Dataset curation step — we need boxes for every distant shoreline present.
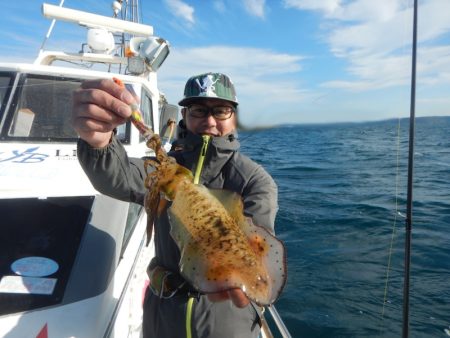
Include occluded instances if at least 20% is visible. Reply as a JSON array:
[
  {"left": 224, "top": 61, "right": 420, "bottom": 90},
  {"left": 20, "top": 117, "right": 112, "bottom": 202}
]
[{"left": 238, "top": 115, "right": 450, "bottom": 132}]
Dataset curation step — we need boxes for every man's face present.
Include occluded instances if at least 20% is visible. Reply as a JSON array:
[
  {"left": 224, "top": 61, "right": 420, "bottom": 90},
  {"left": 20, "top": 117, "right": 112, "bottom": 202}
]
[{"left": 182, "top": 98, "right": 237, "bottom": 137}]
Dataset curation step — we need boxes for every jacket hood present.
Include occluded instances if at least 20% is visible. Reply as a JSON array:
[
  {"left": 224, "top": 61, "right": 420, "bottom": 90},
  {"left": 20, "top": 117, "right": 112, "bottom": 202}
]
[{"left": 170, "top": 122, "right": 240, "bottom": 185}]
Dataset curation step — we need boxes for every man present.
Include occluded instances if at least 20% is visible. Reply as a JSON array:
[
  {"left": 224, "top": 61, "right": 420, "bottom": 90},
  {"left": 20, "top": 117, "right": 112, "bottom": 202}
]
[{"left": 72, "top": 72, "right": 279, "bottom": 337}]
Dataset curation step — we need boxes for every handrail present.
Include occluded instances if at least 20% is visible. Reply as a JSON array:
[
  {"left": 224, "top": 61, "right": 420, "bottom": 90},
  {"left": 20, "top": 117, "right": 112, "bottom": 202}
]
[{"left": 264, "top": 305, "right": 292, "bottom": 338}]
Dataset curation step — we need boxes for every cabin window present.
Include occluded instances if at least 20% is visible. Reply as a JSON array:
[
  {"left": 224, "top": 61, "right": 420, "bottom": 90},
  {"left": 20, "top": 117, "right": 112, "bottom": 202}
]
[
  {"left": 139, "top": 91, "right": 154, "bottom": 143},
  {"left": 159, "top": 103, "right": 179, "bottom": 145},
  {"left": 6, "top": 75, "right": 81, "bottom": 140},
  {"left": 0, "top": 73, "right": 14, "bottom": 127},
  {"left": 120, "top": 203, "right": 144, "bottom": 257},
  {"left": 0, "top": 75, "right": 12, "bottom": 109}
]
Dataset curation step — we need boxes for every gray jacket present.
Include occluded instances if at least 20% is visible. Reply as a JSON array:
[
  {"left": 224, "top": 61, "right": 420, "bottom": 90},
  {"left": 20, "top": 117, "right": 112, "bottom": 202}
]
[{"left": 77, "top": 128, "right": 279, "bottom": 338}]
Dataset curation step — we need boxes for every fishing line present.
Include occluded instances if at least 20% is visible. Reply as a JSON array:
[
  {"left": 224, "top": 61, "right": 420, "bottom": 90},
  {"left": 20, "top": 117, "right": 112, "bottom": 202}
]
[
  {"left": 237, "top": 129, "right": 259, "bottom": 144},
  {"left": 237, "top": 126, "right": 274, "bottom": 145},
  {"left": 379, "top": 1, "right": 416, "bottom": 334},
  {"left": 380, "top": 117, "right": 402, "bottom": 329}
]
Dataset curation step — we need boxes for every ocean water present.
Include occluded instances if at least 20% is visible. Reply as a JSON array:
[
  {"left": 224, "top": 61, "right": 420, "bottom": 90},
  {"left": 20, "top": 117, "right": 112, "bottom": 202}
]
[{"left": 239, "top": 116, "right": 450, "bottom": 338}]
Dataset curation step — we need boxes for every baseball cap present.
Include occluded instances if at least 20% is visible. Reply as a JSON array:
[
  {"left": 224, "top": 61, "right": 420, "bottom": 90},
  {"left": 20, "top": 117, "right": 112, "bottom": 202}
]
[{"left": 178, "top": 72, "right": 238, "bottom": 106}]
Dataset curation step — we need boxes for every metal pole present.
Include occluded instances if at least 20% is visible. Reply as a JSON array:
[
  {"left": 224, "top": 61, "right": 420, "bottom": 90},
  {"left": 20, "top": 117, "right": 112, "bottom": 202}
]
[
  {"left": 267, "top": 305, "right": 292, "bottom": 338},
  {"left": 402, "top": 0, "right": 418, "bottom": 337},
  {"left": 38, "top": 0, "right": 65, "bottom": 55}
]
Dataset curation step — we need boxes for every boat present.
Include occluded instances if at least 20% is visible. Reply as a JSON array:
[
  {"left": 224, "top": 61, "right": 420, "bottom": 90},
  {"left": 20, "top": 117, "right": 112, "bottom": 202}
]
[
  {"left": 0, "top": 2, "right": 290, "bottom": 337},
  {"left": 0, "top": 1, "right": 176, "bottom": 337}
]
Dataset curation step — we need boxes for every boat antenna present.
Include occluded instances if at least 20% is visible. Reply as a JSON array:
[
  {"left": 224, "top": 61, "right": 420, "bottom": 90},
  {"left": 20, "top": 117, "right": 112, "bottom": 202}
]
[
  {"left": 110, "top": 0, "right": 141, "bottom": 73},
  {"left": 402, "top": 0, "right": 418, "bottom": 337},
  {"left": 38, "top": 0, "right": 65, "bottom": 55}
]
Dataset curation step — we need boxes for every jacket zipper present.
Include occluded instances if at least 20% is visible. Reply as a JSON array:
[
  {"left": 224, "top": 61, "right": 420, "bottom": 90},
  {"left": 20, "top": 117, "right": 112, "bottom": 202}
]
[{"left": 193, "top": 135, "right": 211, "bottom": 184}]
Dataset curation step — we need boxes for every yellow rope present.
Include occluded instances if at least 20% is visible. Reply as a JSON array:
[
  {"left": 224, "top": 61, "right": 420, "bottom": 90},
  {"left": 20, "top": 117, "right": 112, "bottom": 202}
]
[
  {"left": 186, "top": 296, "right": 195, "bottom": 338},
  {"left": 193, "top": 135, "right": 210, "bottom": 184}
]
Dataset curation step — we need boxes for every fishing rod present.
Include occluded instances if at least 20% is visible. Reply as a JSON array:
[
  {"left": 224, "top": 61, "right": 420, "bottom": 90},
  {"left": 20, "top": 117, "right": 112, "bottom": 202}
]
[{"left": 402, "top": 0, "right": 418, "bottom": 337}]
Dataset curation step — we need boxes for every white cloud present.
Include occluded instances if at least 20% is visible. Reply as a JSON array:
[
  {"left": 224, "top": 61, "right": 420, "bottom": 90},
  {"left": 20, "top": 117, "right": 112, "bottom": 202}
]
[
  {"left": 164, "top": 0, "right": 195, "bottom": 26},
  {"left": 419, "top": 0, "right": 450, "bottom": 41},
  {"left": 157, "top": 45, "right": 306, "bottom": 126},
  {"left": 418, "top": 96, "right": 450, "bottom": 103},
  {"left": 159, "top": 45, "right": 303, "bottom": 80},
  {"left": 286, "top": 0, "right": 450, "bottom": 93},
  {"left": 243, "top": 0, "right": 266, "bottom": 19},
  {"left": 329, "top": 0, "right": 401, "bottom": 22},
  {"left": 416, "top": 46, "right": 450, "bottom": 86},
  {"left": 322, "top": 55, "right": 410, "bottom": 91},
  {"left": 284, "top": 0, "right": 403, "bottom": 21}
]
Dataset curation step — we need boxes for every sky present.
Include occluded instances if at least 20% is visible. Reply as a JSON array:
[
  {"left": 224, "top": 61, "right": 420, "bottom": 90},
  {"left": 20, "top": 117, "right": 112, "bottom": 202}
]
[{"left": 0, "top": 0, "right": 449, "bottom": 127}]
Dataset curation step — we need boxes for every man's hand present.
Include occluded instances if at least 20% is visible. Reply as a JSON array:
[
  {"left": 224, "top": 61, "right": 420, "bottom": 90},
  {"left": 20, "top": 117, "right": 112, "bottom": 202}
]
[
  {"left": 72, "top": 79, "right": 135, "bottom": 148},
  {"left": 207, "top": 289, "right": 250, "bottom": 308}
]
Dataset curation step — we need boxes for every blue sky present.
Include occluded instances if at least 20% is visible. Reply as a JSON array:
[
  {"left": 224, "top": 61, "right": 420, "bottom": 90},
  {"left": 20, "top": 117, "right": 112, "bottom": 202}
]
[{"left": 1, "top": 0, "right": 449, "bottom": 127}]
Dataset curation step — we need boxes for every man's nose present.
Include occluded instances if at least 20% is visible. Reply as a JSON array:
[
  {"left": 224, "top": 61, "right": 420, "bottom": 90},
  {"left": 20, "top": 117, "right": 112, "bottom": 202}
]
[{"left": 204, "top": 113, "right": 217, "bottom": 126}]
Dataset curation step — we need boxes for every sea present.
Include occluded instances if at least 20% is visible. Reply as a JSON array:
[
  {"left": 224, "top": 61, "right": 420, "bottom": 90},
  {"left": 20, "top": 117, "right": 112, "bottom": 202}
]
[{"left": 239, "top": 116, "right": 450, "bottom": 338}]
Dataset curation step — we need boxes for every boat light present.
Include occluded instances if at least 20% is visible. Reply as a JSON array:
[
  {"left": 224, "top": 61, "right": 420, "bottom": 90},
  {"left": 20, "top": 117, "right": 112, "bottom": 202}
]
[{"left": 129, "top": 36, "right": 170, "bottom": 72}]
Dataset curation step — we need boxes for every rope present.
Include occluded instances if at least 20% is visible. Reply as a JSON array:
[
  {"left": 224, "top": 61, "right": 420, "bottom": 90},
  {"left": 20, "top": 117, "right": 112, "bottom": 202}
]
[
  {"left": 193, "top": 135, "right": 210, "bottom": 184},
  {"left": 186, "top": 296, "right": 195, "bottom": 338}
]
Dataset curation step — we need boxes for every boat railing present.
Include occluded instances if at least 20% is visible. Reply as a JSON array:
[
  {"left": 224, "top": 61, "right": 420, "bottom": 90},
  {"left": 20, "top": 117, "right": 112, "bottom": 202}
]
[
  {"left": 34, "top": 50, "right": 127, "bottom": 66},
  {"left": 261, "top": 304, "right": 292, "bottom": 338}
]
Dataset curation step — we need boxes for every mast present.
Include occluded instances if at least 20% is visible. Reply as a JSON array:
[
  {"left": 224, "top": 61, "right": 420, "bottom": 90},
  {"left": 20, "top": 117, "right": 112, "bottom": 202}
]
[
  {"left": 112, "top": 0, "right": 141, "bottom": 22},
  {"left": 111, "top": 0, "right": 142, "bottom": 72},
  {"left": 402, "top": 0, "right": 418, "bottom": 337}
]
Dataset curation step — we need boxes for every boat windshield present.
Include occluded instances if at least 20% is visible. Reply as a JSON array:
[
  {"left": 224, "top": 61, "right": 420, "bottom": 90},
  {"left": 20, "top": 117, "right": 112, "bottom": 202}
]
[
  {"left": 0, "top": 73, "right": 134, "bottom": 143},
  {"left": 0, "top": 73, "right": 80, "bottom": 141}
]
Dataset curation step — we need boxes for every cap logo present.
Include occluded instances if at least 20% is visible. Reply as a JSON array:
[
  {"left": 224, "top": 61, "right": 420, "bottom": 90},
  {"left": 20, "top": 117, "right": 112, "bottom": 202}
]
[{"left": 195, "top": 74, "right": 219, "bottom": 97}]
